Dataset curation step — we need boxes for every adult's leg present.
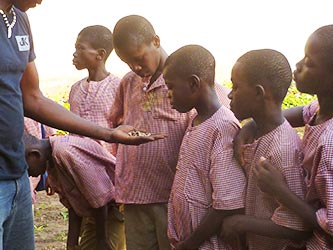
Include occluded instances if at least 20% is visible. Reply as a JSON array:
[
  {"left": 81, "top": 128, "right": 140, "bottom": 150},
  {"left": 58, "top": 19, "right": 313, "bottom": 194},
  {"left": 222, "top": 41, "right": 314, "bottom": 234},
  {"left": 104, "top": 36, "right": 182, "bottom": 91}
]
[{"left": 2, "top": 172, "right": 34, "bottom": 250}]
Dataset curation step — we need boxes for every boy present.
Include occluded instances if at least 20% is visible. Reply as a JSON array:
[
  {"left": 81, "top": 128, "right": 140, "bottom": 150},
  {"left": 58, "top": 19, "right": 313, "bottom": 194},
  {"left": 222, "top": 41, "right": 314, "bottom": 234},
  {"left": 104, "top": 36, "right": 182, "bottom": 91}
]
[
  {"left": 250, "top": 26, "right": 333, "bottom": 249},
  {"left": 24, "top": 132, "right": 117, "bottom": 250},
  {"left": 111, "top": 15, "right": 230, "bottom": 250},
  {"left": 163, "top": 45, "right": 246, "bottom": 250},
  {"left": 222, "top": 49, "right": 309, "bottom": 250},
  {"left": 69, "top": 25, "right": 125, "bottom": 250},
  {"left": 24, "top": 117, "right": 56, "bottom": 204}
]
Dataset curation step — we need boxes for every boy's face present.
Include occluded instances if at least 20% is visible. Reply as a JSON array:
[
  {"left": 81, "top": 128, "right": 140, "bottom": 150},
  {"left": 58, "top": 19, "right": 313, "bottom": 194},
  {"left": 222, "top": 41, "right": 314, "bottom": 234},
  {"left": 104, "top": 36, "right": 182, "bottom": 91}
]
[
  {"left": 73, "top": 35, "right": 99, "bottom": 71},
  {"left": 163, "top": 67, "right": 194, "bottom": 113},
  {"left": 115, "top": 39, "right": 160, "bottom": 78},
  {"left": 228, "top": 62, "right": 257, "bottom": 120},
  {"left": 294, "top": 33, "right": 330, "bottom": 95}
]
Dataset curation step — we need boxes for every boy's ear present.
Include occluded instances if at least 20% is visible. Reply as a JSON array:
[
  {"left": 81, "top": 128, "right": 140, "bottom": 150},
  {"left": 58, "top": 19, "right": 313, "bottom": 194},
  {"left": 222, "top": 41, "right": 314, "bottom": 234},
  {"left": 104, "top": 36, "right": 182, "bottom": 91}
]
[
  {"left": 152, "top": 35, "right": 160, "bottom": 48},
  {"left": 255, "top": 84, "right": 265, "bottom": 98},
  {"left": 26, "top": 149, "right": 42, "bottom": 161},
  {"left": 97, "top": 48, "right": 107, "bottom": 60},
  {"left": 188, "top": 74, "right": 201, "bottom": 93}
]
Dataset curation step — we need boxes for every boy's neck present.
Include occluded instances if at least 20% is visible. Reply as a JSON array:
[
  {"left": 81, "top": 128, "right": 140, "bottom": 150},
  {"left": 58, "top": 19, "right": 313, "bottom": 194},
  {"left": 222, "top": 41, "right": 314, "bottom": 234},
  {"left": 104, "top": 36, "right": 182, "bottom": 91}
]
[
  {"left": 149, "top": 48, "right": 168, "bottom": 85},
  {"left": 315, "top": 95, "right": 333, "bottom": 125},
  {"left": 253, "top": 107, "right": 284, "bottom": 139},
  {"left": 193, "top": 88, "right": 221, "bottom": 127},
  {"left": 87, "top": 67, "right": 109, "bottom": 82}
]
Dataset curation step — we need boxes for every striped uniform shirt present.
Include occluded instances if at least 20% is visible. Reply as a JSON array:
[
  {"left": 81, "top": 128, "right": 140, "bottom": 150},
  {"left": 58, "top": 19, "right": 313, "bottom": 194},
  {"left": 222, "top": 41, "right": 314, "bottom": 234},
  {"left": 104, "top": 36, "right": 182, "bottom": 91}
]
[
  {"left": 24, "top": 117, "right": 56, "bottom": 138},
  {"left": 302, "top": 103, "right": 333, "bottom": 250},
  {"left": 48, "top": 135, "right": 116, "bottom": 217},
  {"left": 302, "top": 100, "right": 319, "bottom": 125},
  {"left": 111, "top": 72, "right": 231, "bottom": 204},
  {"left": 168, "top": 106, "right": 246, "bottom": 250},
  {"left": 69, "top": 73, "right": 120, "bottom": 156},
  {"left": 242, "top": 120, "right": 307, "bottom": 250}
]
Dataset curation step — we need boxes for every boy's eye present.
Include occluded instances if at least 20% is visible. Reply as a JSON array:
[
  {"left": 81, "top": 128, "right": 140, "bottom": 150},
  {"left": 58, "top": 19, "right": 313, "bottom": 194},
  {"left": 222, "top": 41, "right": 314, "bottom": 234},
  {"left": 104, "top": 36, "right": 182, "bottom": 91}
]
[{"left": 304, "top": 57, "right": 314, "bottom": 67}]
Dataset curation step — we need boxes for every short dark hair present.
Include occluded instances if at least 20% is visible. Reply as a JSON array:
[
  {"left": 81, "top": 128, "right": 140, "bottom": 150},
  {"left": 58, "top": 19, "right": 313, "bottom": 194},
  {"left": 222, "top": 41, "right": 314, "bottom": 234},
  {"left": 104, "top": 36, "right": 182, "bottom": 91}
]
[
  {"left": 112, "top": 15, "right": 156, "bottom": 51},
  {"left": 312, "top": 25, "right": 333, "bottom": 68},
  {"left": 22, "top": 132, "right": 40, "bottom": 147},
  {"left": 237, "top": 49, "right": 292, "bottom": 103},
  {"left": 164, "top": 45, "right": 216, "bottom": 85},
  {"left": 78, "top": 25, "right": 113, "bottom": 58},
  {"left": 22, "top": 132, "right": 51, "bottom": 153}
]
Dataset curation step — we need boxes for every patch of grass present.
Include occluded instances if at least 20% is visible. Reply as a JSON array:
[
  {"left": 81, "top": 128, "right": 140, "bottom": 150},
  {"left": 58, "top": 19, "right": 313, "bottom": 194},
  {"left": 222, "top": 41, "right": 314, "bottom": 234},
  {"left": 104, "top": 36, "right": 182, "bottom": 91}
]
[
  {"left": 54, "top": 230, "right": 67, "bottom": 241},
  {"left": 34, "top": 223, "right": 48, "bottom": 232},
  {"left": 60, "top": 210, "right": 69, "bottom": 220}
]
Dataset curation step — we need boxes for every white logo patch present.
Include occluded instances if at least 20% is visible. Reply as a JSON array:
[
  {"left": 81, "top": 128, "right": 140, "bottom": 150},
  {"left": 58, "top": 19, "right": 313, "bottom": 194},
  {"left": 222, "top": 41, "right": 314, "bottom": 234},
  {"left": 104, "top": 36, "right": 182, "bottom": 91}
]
[{"left": 15, "top": 35, "right": 30, "bottom": 51}]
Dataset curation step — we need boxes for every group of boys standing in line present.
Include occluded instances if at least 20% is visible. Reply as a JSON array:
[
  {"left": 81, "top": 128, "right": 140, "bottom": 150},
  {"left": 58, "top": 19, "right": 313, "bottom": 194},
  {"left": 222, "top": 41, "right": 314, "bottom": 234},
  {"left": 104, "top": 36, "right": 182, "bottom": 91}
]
[{"left": 0, "top": 1, "right": 332, "bottom": 250}]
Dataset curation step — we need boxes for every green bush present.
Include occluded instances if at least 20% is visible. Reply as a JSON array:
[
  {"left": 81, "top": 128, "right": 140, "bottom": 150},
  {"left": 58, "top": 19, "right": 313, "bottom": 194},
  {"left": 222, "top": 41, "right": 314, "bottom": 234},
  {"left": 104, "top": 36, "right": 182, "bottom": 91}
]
[{"left": 282, "top": 82, "right": 316, "bottom": 109}]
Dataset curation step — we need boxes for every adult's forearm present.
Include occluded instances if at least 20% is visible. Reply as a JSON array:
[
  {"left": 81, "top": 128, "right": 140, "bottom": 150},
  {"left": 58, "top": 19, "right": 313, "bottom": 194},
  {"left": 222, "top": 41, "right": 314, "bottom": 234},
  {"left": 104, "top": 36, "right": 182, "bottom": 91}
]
[{"left": 23, "top": 94, "right": 112, "bottom": 141}]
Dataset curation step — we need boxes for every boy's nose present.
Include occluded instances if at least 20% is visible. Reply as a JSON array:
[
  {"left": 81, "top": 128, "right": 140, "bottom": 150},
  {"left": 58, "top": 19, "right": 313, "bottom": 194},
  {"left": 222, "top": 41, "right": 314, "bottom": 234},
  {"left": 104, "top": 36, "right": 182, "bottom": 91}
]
[
  {"left": 227, "top": 90, "right": 233, "bottom": 100},
  {"left": 295, "top": 58, "right": 304, "bottom": 71}
]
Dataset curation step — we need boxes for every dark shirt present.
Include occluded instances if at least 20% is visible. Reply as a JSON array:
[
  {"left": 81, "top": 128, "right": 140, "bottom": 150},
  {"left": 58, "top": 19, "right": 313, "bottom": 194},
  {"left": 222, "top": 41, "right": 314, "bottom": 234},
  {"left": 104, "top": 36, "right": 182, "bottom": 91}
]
[{"left": 0, "top": 7, "right": 35, "bottom": 179}]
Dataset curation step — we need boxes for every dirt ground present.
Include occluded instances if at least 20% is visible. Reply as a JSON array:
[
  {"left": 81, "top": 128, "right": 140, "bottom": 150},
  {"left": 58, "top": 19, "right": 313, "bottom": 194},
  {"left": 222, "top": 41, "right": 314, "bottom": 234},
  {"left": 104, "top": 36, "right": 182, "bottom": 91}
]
[{"left": 34, "top": 191, "right": 68, "bottom": 250}]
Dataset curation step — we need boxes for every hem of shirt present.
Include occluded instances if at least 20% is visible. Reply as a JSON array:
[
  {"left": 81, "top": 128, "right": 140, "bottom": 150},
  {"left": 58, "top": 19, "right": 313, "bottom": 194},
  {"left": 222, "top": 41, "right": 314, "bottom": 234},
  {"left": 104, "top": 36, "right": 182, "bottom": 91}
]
[{"left": 213, "top": 198, "right": 245, "bottom": 210}]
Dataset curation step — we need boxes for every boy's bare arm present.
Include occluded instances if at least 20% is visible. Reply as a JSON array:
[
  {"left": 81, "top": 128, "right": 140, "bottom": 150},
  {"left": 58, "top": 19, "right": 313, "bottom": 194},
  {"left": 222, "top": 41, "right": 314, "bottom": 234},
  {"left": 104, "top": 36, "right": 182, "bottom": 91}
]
[
  {"left": 282, "top": 106, "right": 305, "bottom": 128},
  {"left": 175, "top": 208, "right": 244, "bottom": 250},
  {"left": 222, "top": 215, "right": 311, "bottom": 241},
  {"left": 254, "top": 158, "right": 320, "bottom": 230}
]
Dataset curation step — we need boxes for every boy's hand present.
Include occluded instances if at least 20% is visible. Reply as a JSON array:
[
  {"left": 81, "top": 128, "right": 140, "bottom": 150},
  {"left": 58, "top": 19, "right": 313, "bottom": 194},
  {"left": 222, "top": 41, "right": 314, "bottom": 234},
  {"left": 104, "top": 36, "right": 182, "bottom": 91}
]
[
  {"left": 233, "top": 120, "right": 257, "bottom": 166},
  {"left": 45, "top": 176, "right": 55, "bottom": 195},
  {"left": 221, "top": 215, "right": 245, "bottom": 241},
  {"left": 254, "top": 157, "right": 287, "bottom": 197},
  {"left": 110, "top": 125, "right": 167, "bottom": 145}
]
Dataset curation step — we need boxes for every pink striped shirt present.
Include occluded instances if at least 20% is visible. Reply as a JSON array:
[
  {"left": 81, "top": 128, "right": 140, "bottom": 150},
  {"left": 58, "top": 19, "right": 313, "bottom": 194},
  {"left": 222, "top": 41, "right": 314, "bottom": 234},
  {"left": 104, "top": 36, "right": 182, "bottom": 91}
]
[
  {"left": 48, "top": 135, "right": 116, "bottom": 217},
  {"left": 24, "top": 117, "right": 56, "bottom": 138},
  {"left": 110, "top": 72, "right": 195, "bottom": 203},
  {"left": 168, "top": 106, "right": 246, "bottom": 250},
  {"left": 69, "top": 73, "right": 120, "bottom": 156},
  {"left": 242, "top": 120, "right": 307, "bottom": 250},
  {"left": 302, "top": 103, "right": 333, "bottom": 250},
  {"left": 215, "top": 84, "right": 231, "bottom": 109},
  {"left": 302, "top": 100, "right": 319, "bottom": 125}
]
